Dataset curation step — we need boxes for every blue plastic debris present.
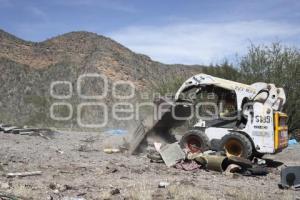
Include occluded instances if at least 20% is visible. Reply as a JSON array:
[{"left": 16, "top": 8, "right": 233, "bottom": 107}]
[
  {"left": 288, "top": 139, "right": 298, "bottom": 146},
  {"left": 105, "top": 129, "right": 128, "bottom": 135}
]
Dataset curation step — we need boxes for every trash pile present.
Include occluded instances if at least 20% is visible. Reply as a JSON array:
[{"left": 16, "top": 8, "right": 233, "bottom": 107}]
[
  {"left": 0, "top": 123, "right": 56, "bottom": 139},
  {"left": 147, "top": 142, "right": 269, "bottom": 176},
  {"left": 288, "top": 139, "right": 298, "bottom": 146}
]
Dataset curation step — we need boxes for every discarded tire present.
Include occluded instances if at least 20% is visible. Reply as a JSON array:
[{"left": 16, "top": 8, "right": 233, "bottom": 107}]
[
  {"left": 219, "top": 132, "right": 253, "bottom": 159},
  {"left": 180, "top": 129, "right": 210, "bottom": 153}
]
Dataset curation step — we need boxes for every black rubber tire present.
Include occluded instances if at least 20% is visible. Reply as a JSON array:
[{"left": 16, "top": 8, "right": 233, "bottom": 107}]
[
  {"left": 180, "top": 129, "right": 210, "bottom": 153},
  {"left": 219, "top": 132, "right": 253, "bottom": 159}
]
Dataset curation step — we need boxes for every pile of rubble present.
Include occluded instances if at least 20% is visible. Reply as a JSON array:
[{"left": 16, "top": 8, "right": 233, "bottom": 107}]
[{"left": 146, "top": 142, "right": 269, "bottom": 176}]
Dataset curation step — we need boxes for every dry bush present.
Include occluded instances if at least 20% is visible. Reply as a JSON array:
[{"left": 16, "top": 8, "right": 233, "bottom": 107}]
[
  {"left": 225, "top": 188, "right": 296, "bottom": 200},
  {"left": 11, "top": 184, "right": 33, "bottom": 199},
  {"left": 127, "top": 182, "right": 153, "bottom": 200},
  {"left": 166, "top": 185, "right": 215, "bottom": 200}
]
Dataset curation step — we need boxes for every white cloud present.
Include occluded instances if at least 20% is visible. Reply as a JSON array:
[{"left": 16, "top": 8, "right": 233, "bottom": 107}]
[
  {"left": 26, "top": 6, "right": 47, "bottom": 18},
  {"left": 55, "top": 0, "right": 136, "bottom": 13},
  {"left": 109, "top": 20, "right": 300, "bottom": 65}
]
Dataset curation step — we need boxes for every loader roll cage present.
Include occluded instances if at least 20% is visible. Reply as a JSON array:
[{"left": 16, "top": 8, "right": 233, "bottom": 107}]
[{"left": 177, "top": 85, "right": 240, "bottom": 128}]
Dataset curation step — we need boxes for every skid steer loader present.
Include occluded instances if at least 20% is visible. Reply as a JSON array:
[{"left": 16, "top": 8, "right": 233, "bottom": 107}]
[{"left": 130, "top": 73, "right": 288, "bottom": 159}]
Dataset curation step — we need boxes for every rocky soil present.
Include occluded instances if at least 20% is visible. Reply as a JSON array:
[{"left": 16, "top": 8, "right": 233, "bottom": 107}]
[{"left": 0, "top": 130, "right": 299, "bottom": 200}]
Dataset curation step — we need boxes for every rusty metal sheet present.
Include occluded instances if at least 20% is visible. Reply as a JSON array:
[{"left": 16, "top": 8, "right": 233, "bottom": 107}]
[
  {"left": 279, "top": 166, "right": 300, "bottom": 190},
  {"left": 159, "top": 142, "right": 186, "bottom": 167}
]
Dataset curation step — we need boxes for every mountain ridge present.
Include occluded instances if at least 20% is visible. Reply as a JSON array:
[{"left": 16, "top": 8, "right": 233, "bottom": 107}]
[{"left": 0, "top": 29, "right": 203, "bottom": 127}]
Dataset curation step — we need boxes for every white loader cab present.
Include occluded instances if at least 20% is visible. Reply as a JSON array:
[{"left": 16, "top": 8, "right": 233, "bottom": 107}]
[{"left": 176, "top": 73, "right": 288, "bottom": 158}]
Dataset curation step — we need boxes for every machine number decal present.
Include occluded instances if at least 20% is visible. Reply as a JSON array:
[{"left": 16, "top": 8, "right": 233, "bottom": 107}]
[
  {"left": 254, "top": 125, "right": 268, "bottom": 129},
  {"left": 255, "top": 115, "right": 271, "bottom": 123}
]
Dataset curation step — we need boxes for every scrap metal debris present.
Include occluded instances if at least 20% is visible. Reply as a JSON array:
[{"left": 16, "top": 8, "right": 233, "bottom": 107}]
[
  {"left": 203, "top": 155, "right": 229, "bottom": 172},
  {"left": 129, "top": 97, "right": 188, "bottom": 155},
  {"left": 103, "top": 148, "right": 121, "bottom": 154},
  {"left": 227, "top": 156, "right": 253, "bottom": 169},
  {"left": 61, "top": 197, "right": 85, "bottom": 200},
  {"left": 158, "top": 181, "right": 170, "bottom": 188},
  {"left": 6, "top": 171, "right": 42, "bottom": 178},
  {"left": 0, "top": 124, "right": 56, "bottom": 139},
  {"left": 147, "top": 150, "right": 163, "bottom": 163},
  {"left": 143, "top": 140, "right": 272, "bottom": 178},
  {"left": 225, "top": 164, "right": 242, "bottom": 174},
  {"left": 243, "top": 166, "right": 269, "bottom": 176},
  {"left": 128, "top": 121, "right": 148, "bottom": 155},
  {"left": 158, "top": 142, "right": 186, "bottom": 167},
  {"left": 278, "top": 166, "right": 300, "bottom": 190}
]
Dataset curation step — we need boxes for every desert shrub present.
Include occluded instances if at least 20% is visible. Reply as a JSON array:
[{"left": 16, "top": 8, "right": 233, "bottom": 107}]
[{"left": 240, "top": 43, "right": 300, "bottom": 134}]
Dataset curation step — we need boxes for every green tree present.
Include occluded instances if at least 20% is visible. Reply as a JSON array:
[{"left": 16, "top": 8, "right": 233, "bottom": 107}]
[
  {"left": 202, "top": 60, "right": 240, "bottom": 81},
  {"left": 239, "top": 43, "right": 300, "bottom": 134}
]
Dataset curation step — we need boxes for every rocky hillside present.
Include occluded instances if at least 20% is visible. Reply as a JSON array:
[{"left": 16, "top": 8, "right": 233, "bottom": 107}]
[{"left": 0, "top": 29, "right": 203, "bottom": 128}]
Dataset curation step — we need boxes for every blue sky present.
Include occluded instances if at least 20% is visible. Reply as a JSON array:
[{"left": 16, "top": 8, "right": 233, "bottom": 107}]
[{"left": 1, "top": 0, "right": 299, "bottom": 64}]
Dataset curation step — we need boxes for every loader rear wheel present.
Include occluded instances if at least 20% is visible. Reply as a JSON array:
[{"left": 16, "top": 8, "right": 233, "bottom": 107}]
[
  {"left": 180, "top": 129, "right": 210, "bottom": 153},
  {"left": 220, "top": 132, "right": 253, "bottom": 159}
]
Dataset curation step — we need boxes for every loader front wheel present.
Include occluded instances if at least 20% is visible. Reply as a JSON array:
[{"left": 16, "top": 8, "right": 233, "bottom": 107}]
[
  {"left": 180, "top": 129, "right": 210, "bottom": 153},
  {"left": 220, "top": 132, "right": 253, "bottom": 159}
]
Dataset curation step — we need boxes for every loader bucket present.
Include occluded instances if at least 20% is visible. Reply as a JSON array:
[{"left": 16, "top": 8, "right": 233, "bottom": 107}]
[{"left": 129, "top": 97, "right": 192, "bottom": 154}]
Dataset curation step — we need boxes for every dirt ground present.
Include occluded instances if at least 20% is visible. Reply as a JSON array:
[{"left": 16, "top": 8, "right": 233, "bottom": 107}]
[{"left": 0, "top": 130, "right": 299, "bottom": 200}]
